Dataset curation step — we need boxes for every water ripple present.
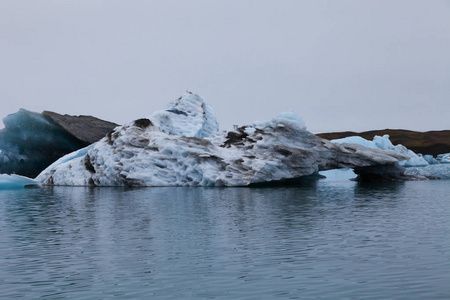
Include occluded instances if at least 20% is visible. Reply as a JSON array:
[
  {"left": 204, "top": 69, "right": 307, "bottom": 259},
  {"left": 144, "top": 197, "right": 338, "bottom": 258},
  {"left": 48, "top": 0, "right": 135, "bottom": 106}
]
[{"left": 0, "top": 181, "right": 449, "bottom": 299}]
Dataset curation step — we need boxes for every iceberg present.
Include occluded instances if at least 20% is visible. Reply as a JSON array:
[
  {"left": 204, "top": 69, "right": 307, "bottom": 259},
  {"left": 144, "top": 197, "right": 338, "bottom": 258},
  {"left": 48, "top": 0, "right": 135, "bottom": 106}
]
[
  {"left": 0, "top": 109, "right": 117, "bottom": 178},
  {"left": 438, "top": 153, "right": 450, "bottom": 164},
  {"left": 331, "top": 134, "right": 429, "bottom": 168},
  {"left": 405, "top": 164, "right": 450, "bottom": 179},
  {"left": 423, "top": 154, "right": 440, "bottom": 165},
  {"left": 328, "top": 135, "right": 450, "bottom": 180},
  {"left": 36, "top": 92, "right": 411, "bottom": 187},
  {"left": 318, "top": 129, "right": 450, "bottom": 158},
  {"left": 0, "top": 174, "right": 40, "bottom": 189},
  {"left": 404, "top": 152, "right": 450, "bottom": 179}
]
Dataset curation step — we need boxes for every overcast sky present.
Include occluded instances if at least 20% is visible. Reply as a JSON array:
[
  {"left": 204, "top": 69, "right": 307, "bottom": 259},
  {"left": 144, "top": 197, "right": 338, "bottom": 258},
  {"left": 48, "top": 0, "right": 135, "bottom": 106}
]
[{"left": 1, "top": 0, "right": 449, "bottom": 133}]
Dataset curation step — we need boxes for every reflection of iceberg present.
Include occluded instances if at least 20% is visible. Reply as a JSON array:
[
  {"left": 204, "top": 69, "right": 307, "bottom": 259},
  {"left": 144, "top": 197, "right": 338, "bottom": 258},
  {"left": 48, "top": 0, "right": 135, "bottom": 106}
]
[
  {"left": 0, "top": 174, "right": 40, "bottom": 189},
  {"left": 36, "top": 92, "right": 409, "bottom": 187}
]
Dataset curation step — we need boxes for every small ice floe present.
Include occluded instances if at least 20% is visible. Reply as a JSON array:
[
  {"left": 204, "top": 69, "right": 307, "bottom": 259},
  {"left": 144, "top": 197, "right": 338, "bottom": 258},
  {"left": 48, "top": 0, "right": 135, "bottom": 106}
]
[{"left": 0, "top": 174, "right": 40, "bottom": 189}]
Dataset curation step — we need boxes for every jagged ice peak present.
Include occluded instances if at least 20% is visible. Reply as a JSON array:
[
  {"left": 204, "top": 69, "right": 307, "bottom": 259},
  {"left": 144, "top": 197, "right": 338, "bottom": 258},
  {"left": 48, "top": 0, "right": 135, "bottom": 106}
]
[{"left": 150, "top": 91, "right": 219, "bottom": 138}]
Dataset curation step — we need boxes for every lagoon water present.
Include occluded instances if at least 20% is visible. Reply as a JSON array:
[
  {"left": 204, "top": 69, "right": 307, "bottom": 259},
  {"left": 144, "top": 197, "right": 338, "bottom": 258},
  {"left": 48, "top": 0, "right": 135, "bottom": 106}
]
[{"left": 1, "top": 180, "right": 449, "bottom": 299}]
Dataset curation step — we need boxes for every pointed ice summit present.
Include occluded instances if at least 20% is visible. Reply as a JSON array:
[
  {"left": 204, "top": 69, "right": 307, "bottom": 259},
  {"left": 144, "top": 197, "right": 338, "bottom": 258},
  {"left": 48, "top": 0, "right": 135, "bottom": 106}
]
[
  {"left": 150, "top": 91, "right": 219, "bottom": 138},
  {"left": 36, "top": 92, "right": 411, "bottom": 186}
]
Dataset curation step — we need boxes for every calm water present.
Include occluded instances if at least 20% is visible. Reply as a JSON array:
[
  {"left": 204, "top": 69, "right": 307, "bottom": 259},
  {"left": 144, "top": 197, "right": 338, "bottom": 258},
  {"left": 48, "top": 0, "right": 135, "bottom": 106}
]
[{"left": 0, "top": 180, "right": 449, "bottom": 299}]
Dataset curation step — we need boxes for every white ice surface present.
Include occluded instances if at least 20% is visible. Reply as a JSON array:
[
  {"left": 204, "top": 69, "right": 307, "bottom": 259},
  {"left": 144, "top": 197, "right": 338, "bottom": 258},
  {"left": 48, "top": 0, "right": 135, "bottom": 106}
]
[
  {"left": 35, "top": 144, "right": 95, "bottom": 183},
  {"left": 331, "top": 136, "right": 378, "bottom": 149},
  {"left": 150, "top": 92, "right": 219, "bottom": 138},
  {"left": 253, "top": 111, "right": 307, "bottom": 131}
]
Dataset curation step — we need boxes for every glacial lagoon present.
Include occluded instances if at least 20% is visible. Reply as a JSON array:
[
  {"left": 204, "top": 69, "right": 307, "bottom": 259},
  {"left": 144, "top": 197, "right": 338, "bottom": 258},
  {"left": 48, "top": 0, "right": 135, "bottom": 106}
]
[{"left": 1, "top": 180, "right": 449, "bottom": 299}]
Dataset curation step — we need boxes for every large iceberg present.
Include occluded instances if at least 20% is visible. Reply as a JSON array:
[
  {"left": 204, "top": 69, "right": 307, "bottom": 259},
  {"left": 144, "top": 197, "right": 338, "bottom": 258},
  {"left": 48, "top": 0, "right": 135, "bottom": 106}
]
[{"left": 36, "top": 92, "right": 410, "bottom": 187}]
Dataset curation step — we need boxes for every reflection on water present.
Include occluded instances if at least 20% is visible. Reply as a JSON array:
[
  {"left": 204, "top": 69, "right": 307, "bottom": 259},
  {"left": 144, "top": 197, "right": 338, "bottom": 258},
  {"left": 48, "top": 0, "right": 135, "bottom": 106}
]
[{"left": 0, "top": 180, "right": 449, "bottom": 299}]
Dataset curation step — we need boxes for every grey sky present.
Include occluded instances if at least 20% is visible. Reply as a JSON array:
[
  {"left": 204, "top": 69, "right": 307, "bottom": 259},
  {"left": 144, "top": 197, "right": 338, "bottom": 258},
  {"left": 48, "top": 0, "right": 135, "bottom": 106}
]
[{"left": 1, "top": 0, "right": 449, "bottom": 133}]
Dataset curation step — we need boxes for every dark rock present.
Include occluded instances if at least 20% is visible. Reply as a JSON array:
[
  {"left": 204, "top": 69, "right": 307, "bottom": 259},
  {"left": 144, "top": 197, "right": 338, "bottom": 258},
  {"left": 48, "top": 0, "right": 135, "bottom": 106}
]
[{"left": 42, "top": 111, "right": 118, "bottom": 144}]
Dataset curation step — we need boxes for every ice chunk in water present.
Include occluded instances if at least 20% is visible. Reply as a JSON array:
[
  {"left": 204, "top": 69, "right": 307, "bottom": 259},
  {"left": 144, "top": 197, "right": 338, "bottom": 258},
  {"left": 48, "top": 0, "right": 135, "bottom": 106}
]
[
  {"left": 0, "top": 174, "right": 40, "bottom": 189},
  {"left": 332, "top": 134, "right": 429, "bottom": 167}
]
